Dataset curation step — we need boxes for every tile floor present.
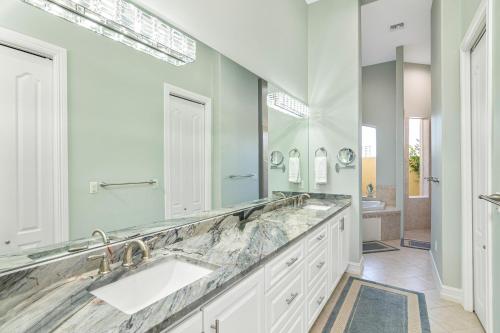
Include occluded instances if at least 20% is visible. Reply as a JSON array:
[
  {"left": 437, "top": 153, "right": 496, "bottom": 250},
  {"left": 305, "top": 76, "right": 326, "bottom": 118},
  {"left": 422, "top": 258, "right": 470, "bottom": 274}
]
[
  {"left": 404, "top": 228, "right": 431, "bottom": 242},
  {"left": 310, "top": 239, "right": 485, "bottom": 333}
]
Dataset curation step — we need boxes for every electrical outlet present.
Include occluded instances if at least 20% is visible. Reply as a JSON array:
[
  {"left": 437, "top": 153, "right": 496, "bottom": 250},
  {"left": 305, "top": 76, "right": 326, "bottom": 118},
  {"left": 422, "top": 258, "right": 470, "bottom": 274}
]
[{"left": 89, "top": 182, "right": 99, "bottom": 194}]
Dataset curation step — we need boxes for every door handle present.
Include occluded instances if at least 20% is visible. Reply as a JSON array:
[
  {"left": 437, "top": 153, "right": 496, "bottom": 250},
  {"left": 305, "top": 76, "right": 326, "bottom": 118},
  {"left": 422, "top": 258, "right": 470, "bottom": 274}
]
[
  {"left": 479, "top": 194, "right": 500, "bottom": 206},
  {"left": 424, "top": 177, "right": 440, "bottom": 184}
]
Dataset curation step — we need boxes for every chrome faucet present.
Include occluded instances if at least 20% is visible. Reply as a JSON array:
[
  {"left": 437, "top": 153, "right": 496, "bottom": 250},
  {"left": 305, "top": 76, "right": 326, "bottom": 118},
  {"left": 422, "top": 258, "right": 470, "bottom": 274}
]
[
  {"left": 122, "top": 240, "right": 151, "bottom": 267},
  {"left": 87, "top": 253, "right": 112, "bottom": 275},
  {"left": 92, "top": 229, "right": 110, "bottom": 244},
  {"left": 298, "top": 193, "right": 311, "bottom": 207},
  {"left": 275, "top": 192, "right": 287, "bottom": 199}
]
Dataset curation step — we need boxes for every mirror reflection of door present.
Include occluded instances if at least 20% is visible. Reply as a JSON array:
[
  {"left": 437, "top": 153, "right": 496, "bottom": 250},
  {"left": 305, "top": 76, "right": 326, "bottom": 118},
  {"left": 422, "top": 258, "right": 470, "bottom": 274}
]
[
  {"left": 0, "top": 44, "right": 56, "bottom": 251},
  {"left": 166, "top": 95, "right": 207, "bottom": 218}
]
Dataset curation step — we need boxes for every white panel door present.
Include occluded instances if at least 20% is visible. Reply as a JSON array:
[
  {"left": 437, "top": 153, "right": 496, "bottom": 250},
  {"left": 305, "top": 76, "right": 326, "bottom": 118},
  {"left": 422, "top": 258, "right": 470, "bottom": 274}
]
[
  {"left": 0, "top": 45, "right": 55, "bottom": 252},
  {"left": 168, "top": 95, "right": 205, "bottom": 217},
  {"left": 470, "top": 32, "right": 488, "bottom": 328},
  {"left": 329, "top": 219, "right": 341, "bottom": 290}
]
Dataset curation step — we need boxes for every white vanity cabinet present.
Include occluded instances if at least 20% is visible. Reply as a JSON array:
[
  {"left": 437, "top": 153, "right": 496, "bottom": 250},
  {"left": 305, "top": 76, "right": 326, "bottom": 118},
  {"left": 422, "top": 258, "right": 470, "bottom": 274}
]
[
  {"left": 202, "top": 268, "right": 265, "bottom": 333},
  {"left": 166, "top": 312, "right": 202, "bottom": 333},
  {"left": 167, "top": 206, "right": 352, "bottom": 333}
]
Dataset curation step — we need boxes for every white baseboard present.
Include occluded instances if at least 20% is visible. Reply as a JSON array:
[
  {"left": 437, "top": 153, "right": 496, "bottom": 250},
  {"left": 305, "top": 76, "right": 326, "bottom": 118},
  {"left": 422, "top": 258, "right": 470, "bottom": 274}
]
[
  {"left": 347, "top": 256, "right": 365, "bottom": 275},
  {"left": 429, "top": 251, "right": 463, "bottom": 304}
]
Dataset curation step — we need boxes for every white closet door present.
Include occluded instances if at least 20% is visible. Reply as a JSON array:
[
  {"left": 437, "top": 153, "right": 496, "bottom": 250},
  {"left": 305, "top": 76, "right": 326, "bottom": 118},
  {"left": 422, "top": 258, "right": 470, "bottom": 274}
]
[
  {"left": 471, "top": 31, "right": 488, "bottom": 328},
  {"left": 0, "top": 45, "right": 55, "bottom": 252},
  {"left": 168, "top": 95, "right": 205, "bottom": 217}
]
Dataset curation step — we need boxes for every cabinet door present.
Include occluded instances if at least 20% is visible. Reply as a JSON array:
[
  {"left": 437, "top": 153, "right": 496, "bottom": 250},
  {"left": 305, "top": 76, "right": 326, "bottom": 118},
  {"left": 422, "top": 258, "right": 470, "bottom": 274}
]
[
  {"left": 329, "top": 220, "right": 341, "bottom": 291},
  {"left": 203, "top": 269, "right": 265, "bottom": 333},
  {"left": 340, "top": 208, "right": 351, "bottom": 273},
  {"left": 166, "top": 312, "right": 202, "bottom": 333}
]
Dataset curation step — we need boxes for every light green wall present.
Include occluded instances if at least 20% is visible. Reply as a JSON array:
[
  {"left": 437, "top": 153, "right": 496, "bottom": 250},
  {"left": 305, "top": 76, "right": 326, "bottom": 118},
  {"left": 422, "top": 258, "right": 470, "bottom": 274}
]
[
  {"left": 460, "top": 0, "right": 483, "bottom": 37},
  {"left": 308, "top": 0, "right": 361, "bottom": 262},
  {"left": 361, "top": 61, "right": 397, "bottom": 189},
  {"left": 491, "top": 0, "right": 500, "bottom": 331},
  {"left": 0, "top": 0, "right": 259, "bottom": 239},
  {"left": 430, "top": 0, "right": 483, "bottom": 288},
  {"left": 217, "top": 56, "right": 260, "bottom": 207},
  {"left": 431, "top": 0, "right": 444, "bottom": 279},
  {"left": 268, "top": 108, "right": 309, "bottom": 194}
]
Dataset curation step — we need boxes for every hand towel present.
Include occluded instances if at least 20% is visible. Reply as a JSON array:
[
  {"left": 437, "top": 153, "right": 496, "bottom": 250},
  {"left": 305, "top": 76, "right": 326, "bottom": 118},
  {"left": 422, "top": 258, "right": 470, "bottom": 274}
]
[
  {"left": 315, "top": 156, "right": 328, "bottom": 184},
  {"left": 288, "top": 157, "right": 301, "bottom": 184}
]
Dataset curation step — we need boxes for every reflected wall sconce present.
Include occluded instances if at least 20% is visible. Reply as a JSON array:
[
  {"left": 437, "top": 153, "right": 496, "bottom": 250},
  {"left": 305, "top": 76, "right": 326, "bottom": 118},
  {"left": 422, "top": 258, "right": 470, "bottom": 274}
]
[
  {"left": 267, "top": 92, "right": 309, "bottom": 118},
  {"left": 22, "top": 0, "right": 197, "bottom": 66}
]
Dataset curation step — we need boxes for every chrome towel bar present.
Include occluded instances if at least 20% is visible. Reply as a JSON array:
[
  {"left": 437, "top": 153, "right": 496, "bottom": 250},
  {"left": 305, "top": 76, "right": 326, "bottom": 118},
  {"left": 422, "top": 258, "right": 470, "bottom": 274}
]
[
  {"left": 100, "top": 180, "right": 157, "bottom": 188},
  {"left": 479, "top": 194, "right": 500, "bottom": 206},
  {"left": 227, "top": 174, "right": 256, "bottom": 179}
]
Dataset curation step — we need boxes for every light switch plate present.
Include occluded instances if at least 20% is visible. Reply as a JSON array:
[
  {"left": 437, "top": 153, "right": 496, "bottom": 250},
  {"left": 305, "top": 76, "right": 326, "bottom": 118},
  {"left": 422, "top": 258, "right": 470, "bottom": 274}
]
[{"left": 89, "top": 181, "right": 99, "bottom": 194}]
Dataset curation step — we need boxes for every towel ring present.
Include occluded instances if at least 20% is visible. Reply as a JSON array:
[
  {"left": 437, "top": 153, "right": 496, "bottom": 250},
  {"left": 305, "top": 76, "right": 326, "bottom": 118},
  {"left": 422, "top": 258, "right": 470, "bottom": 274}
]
[
  {"left": 289, "top": 148, "right": 301, "bottom": 158},
  {"left": 315, "top": 147, "right": 327, "bottom": 157}
]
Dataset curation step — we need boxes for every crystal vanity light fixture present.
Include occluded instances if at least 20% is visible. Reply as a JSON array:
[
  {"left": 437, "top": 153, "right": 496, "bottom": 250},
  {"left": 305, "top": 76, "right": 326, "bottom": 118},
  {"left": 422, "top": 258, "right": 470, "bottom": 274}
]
[
  {"left": 267, "top": 92, "right": 310, "bottom": 118},
  {"left": 22, "top": 0, "right": 196, "bottom": 66}
]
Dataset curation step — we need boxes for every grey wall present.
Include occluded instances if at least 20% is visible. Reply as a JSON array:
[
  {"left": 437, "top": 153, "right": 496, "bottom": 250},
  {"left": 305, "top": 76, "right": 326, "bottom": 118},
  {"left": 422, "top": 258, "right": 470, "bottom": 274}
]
[
  {"left": 362, "top": 61, "right": 397, "bottom": 189},
  {"left": 404, "top": 63, "right": 432, "bottom": 118}
]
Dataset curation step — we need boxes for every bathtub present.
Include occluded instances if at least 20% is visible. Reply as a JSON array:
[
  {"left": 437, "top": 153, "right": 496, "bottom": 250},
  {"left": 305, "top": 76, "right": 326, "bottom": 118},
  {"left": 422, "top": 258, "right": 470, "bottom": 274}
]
[{"left": 362, "top": 200, "right": 386, "bottom": 211}]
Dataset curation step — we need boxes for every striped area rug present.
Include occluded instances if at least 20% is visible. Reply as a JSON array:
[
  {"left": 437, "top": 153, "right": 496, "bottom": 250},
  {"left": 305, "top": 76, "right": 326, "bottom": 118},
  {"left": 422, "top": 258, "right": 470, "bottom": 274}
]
[{"left": 321, "top": 277, "right": 430, "bottom": 333}]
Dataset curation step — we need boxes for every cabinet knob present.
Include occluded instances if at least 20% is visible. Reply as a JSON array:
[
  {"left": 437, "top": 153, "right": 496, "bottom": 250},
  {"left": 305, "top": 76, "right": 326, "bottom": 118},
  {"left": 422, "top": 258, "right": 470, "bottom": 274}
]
[
  {"left": 4, "top": 240, "right": 10, "bottom": 245},
  {"left": 286, "top": 257, "right": 299, "bottom": 267},
  {"left": 210, "top": 319, "right": 220, "bottom": 333},
  {"left": 317, "top": 296, "right": 326, "bottom": 305},
  {"left": 316, "top": 261, "right": 326, "bottom": 269},
  {"left": 285, "top": 292, "right": 299, "bottom": 305}
]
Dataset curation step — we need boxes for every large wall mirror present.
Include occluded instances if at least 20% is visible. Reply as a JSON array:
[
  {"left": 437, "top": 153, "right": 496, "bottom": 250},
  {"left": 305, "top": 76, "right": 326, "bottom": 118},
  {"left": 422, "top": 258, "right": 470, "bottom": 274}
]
[{"left": 0, "top": 0, "right": 309, "bottom": 271}]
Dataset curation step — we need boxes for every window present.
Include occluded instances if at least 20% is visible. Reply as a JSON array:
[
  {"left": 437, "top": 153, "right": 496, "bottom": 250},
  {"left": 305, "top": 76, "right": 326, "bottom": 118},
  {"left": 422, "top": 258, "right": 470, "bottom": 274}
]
[
  {"left": 408, "top": 118, "right": 430, "bottom": 197},
  {"left": 362, "top": 126, "right": 377, "bottom": 197}
]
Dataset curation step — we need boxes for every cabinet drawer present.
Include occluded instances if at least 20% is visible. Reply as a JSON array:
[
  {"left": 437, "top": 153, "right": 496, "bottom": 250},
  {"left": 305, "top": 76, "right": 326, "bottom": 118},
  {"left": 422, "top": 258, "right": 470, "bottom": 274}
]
[
  {"left": 306, "top": 224, "right": 328, "bottom": 255},
  {"left": 271, "top": 303, "right": 305, "bottom": 333},
  {"left": 265, "top": 242, "right": 305, "bottom": 290},
  {"left": 306, "top": 245, "right": 328, "bottom": 289},
  {"left": 266, "top": 265, "right": 305, "bottom": 330},
  {"left": 307, "top": 274, "right": 329, "bottom": 329}
]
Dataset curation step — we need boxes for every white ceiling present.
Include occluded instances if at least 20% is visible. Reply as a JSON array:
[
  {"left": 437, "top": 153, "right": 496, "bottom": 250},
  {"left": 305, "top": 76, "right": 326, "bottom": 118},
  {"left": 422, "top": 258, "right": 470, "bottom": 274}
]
[
  {"left": 361, "top": 0, "right": 432, "bottom": 66},
  {"left": 133, "top": 0, "right": 309, "bottom": 100}
]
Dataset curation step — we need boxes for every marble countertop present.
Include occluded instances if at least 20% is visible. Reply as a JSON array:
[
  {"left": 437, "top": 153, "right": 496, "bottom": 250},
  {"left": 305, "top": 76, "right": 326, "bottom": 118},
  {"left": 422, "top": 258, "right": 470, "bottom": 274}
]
[
  {"left": 0, "top": 196, "right": 351, "bottom": 333},
  {"left": 0, "top": 197, "right": 285, "bottom": 273}
]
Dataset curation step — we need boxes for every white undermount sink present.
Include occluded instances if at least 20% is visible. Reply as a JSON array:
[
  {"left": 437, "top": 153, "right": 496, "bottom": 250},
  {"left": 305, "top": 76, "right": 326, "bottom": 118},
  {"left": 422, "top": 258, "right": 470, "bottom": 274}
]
[
  {"left": 90, "top": 256, "right": 214, "bottom": 315},
  {"left": 303, "top": 204, "right": 332, "bottom": 211}
]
